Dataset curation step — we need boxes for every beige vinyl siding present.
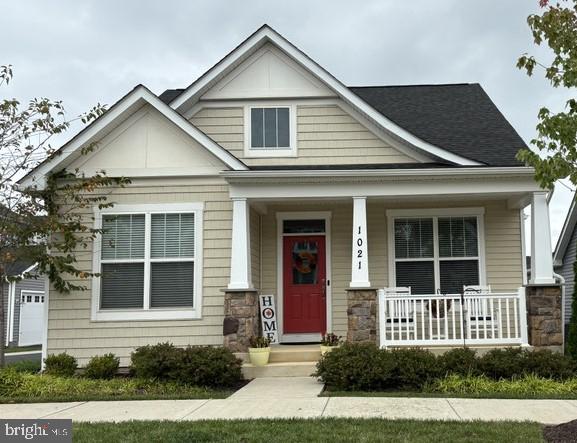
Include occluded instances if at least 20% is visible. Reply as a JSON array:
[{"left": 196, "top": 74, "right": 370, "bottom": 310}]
[
  {"left": 46, "top": 179, "right": 232, "bottom": 366},
  {"left": 190, "top": 104, "right": 418, "bottom": 167},
  {"left": 260, "top": 199, "right": 523, "bottom": 338}
]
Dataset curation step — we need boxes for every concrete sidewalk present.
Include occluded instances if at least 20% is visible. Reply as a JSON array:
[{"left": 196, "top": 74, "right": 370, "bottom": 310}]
[{"left": 2, "top": 377, "right": 577, "bottom": 425}]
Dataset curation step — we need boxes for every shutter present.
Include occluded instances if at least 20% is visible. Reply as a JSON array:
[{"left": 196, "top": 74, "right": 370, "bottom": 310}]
[
  {"left": 439, "top": 260, "right": 479, "bottom": 294},
  {"left": 101, "top": 214, "right": 145, "bottom": 260},
  {"left": 150, "top": 262, "right": 194, "bottom": 307},
  {"left": 151, "top": 213, "right": 195, "bottom": 258},
  {"left": 395, "top": 261, "right": 435, "bottom": 295},
  {"left": 101, "top": 263, "right": 144, "bottom": 309}
]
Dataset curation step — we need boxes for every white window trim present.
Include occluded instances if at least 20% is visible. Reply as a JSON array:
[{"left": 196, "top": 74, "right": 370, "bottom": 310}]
[
  {"left": 244, "top": 104, "right": 297, "bottom": 158},
  {"left": 386, "top": 207, "right": 487, "bottom": 293},
  {"left": 91, "top": 203, "right": 204, "bottom": 321}
]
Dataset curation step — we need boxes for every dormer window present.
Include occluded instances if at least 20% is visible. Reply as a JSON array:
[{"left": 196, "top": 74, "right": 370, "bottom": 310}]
[{"left": 245, "top": 105, "right": 296, "bottom": 157}]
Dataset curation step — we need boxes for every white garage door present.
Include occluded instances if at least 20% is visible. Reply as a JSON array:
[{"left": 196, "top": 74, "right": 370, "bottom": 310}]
[{"left": 19, "top": 291, "right": 45, "bottom": 346}]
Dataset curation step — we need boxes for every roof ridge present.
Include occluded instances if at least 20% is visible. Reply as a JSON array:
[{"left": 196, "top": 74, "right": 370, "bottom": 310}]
[{"left": 349, "top": 83, "right": 476, "bottom": 89}]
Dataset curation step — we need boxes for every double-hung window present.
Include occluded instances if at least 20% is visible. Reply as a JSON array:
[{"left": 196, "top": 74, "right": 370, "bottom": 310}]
[
  {"left": 93, "top": 203, "right": 203, "bottom": 321},
  {"left": 246, "top": 105, "right": 296, "bottom": 157},
  {"left": 389, "top": 209, "right": 484, "bottom": 295}
]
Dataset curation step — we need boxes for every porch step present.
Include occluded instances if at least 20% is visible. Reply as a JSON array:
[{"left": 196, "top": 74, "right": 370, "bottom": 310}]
[
  {"left": 242, "top": 361, "right": 317, "bottom": 378},
  {"left": 235, "top": 344, "right": 321, "bottom": 364}
]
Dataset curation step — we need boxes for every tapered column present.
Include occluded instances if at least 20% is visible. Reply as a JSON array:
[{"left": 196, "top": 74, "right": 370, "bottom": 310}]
[
  {"left": 350, "top": 197, "right": 371, "bottom": 288},
  {"left": 228, "top": 198, "right": 252, "bottom": 290},
  {"left": 530, "top": 191, "right": 555, "bottom": 285}
]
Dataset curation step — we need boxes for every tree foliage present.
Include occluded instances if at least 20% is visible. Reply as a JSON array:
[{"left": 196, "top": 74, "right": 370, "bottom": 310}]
[
  {"left": 0, "top": 65, "right": 128, "bottom": 366},
  {"left": 517, "top": 0, "right": 577, "bottom": 189}
]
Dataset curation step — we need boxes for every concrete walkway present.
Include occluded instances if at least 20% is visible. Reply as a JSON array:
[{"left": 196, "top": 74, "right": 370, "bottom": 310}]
[{"left": 2, "top": 377, "right": 577, "bottom": 425}]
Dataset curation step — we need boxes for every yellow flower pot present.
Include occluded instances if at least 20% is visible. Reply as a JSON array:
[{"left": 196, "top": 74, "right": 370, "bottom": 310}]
[
  {"left": 248, "top": 347, "right": 271, "bottom": 366},
  {"left": 320, "top": 345, "right": 338, "bottom": 356}
]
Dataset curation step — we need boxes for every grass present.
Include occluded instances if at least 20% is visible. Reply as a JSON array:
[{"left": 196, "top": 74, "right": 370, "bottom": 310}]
[
  {"left": 0, "top": 371, "right": 234, "bottom": 403},
  {"left": 5, "top": 345, "right": 41, "bottom": 353},
  {"left": 322, "top": 390, "right": 577, "bottom": 400},
  {"left": 73, "top": 419, "right": 544, "bottom": 443}
]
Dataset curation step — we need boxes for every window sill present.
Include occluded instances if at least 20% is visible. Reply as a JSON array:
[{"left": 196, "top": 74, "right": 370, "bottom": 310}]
[
  {"left": 91, "top": 308, "right": 201, "bottom": 322},
  {"left": 244, "top": 148, "right": 297, "bottom": 158}
]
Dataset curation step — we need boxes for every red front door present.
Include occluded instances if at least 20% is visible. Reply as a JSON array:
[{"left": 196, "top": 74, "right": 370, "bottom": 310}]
[{"left": 283, "top": 235, "right": 326, "bottom": 334}]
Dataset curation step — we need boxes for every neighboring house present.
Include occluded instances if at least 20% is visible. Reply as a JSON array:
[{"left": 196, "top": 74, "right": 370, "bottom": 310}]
[
  {"left": 554, "top": 198, "right": 576, "bottom": 328},
  {"left": 3, "top": 261, "right": 46, "bottom": 347},
  {"left": 19, "top": 25, "right": 558, "bottom": 367}
]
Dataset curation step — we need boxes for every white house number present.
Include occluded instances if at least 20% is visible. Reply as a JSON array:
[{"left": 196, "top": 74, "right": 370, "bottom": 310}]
[{"left": 357, "top": 226, "right": 364, "bottom": 270}]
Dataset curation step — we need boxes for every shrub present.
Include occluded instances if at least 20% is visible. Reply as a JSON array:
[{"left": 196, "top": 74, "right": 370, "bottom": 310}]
[
  {"left": 7, "top": 359, "right": 41, "bottom": 374},
  {"left": 172, "top": 346, "right": 242, "bottom": 388},
  {"left": 439, "top": 348, "right": 479, "bottom": 377},
  {"left": 430, "top": 374, "right": 577, "bottom": 396},
  {"left": 249, "top": 336, "right": 271, "bottom": 348},
  {"left": 524, "top": 349, "right": 576, "bottom": 380},
  {"left": 130, "top": 343, "right": 181, "bottom": 380},
  {"left": 0, "top": 368, "right": 25, "bottom": 396},
  {"left": 84, "top": 354, "right": 120, "bottom": 380},
  {"left": 315, "top": 343, "right": 395, "bottom": 391},
  {"left": 389, "top": 348, "right": 440, "bottom": 390},
  {"left": 478, "top": 348, "right": 524, "bottom": 380},
  {"left": 44, "top": 353, "right": 77, "bottom": 377}
]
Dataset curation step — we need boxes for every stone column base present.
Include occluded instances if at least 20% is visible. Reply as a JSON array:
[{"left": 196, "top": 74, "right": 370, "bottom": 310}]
[
  {"left": 223, "top": 290, "right": 259, "bottom": 352},
  {"left": 346, "top": 288, "right": 377, "bottom": 344},
  {"left": 525, "top": 285, "right": 563, "bottom": 349}
]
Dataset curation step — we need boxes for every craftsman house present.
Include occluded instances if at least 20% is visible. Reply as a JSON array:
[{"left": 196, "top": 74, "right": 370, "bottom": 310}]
[{"left": 19, "top": 25, "right": 562, "bottom": 372}]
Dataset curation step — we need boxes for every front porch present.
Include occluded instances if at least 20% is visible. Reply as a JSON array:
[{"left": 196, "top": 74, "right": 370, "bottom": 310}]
[{"left": 220, "top": 167, "right": 561, "bottom": 352}]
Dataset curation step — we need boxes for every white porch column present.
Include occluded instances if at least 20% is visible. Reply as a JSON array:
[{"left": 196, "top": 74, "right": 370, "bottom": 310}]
[
  {"left": 350, "top": 196, "right": 371, "bottom": 288},
  {"left": 530, "top": 191, "right": 555, "bottom": 285},
  {"left": 228, "top": 197, "right": 252, "bottom": 290}
]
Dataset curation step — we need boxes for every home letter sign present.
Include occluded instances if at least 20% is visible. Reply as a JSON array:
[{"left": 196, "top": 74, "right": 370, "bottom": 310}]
[{"left": 259, "top": 295, "right": 279, "bottom": 343}]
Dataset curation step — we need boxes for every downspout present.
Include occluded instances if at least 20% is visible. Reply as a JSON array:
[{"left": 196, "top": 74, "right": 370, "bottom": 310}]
[{"left": 553, "top": 272, "right": 566, "bottom": 351}]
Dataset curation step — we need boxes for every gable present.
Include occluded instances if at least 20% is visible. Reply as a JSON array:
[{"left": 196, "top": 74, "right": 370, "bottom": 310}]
[
  {"left": 201, "top": 43, "right": 335, "bottom": 100},
  {"left": 70, "top": 105, "right": 228, "bottom": 177}
]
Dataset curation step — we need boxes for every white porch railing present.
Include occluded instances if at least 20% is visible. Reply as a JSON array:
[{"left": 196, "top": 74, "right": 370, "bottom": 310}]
[{"left": 378, "top": 288, "right": 528, "bottom": 348}]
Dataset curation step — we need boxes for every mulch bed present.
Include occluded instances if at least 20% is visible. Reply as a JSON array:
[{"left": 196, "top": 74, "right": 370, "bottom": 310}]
[{"left": 544, "top": 419, "right": 577, "bottom": 442}]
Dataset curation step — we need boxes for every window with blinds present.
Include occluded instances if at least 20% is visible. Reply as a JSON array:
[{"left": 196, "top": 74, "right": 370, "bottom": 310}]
[
  {"left": 394, "top": 215, "right": 480, "bottom": 294},
  {"left": 100, "top": 212, "right": 196, "bottom": 311},
  {"left": 250, "top": 107, "right": 290, "bottom": 149}
]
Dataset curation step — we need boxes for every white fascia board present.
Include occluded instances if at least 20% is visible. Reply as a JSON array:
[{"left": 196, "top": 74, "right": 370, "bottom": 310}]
[
  {"left": 171, "top": 26, "right": 482, "bottom": 166},
  {"left": 221, "top": 166, "right": 536, "bottom": 180},
  {"left": 18, "top": 86, "right": 247, "bottom": 190},
  {"left": 553, "top": 198, "right": 577, "bottom": 264}
]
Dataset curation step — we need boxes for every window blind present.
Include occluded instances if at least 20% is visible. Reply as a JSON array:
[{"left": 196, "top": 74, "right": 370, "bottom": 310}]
[
  {"left": 440, "top": 260, "right": 479, "bottom": 294},
  {"left": 251, "top": 107, "right": 290, "bottom": 148},
  {"left": 101, "top": 214, "right": 145, "bottom": 260},
  {"left": 150, "top": 262, "right": 194, "bottom": 308},
  {"left": 395, "top": 261, "right": 435, "bottom": 295},
  {"left": 151, "top": 213, "right": 195, "bottom": 258},
  {"left": 394, "top": 218, "right": 434, "bottom": 259},
  {"left": 101, "top": 263, "right": 144, "bottom": 309}
]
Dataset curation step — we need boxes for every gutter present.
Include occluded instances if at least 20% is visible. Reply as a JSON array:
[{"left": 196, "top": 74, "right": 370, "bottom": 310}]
[{"left": 220, "top": 166, "right": 536, "bottom": 179}]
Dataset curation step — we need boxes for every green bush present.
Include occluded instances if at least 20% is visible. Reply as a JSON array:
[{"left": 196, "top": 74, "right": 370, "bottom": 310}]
[
  {"left": 130, "top": 343, "right": 181, "bottom": 380},
  {"left": 315, "top": 345, "right": 438, "bottom": 391},
  {"left": 478, "top": 348, "right": 524, "bottom": 379},
  {"left": 44, "top": 353, "right": 77, "bottom": 377},
  {"left": 438, "top": 348, "right": 479, "bottom": 377},
  {"left": 7, "top": 359, "right": 41, "bottom": 374},
  {"left": 131, "top": 343, "right": 242, "bottom": 387},
  {"left": 389, "top": 348, "right": 440, "bottom": 390},
  {"left": 172, "top": 346, "right": 242, "bottom": 388},
  {"left": 430, "top": 374, "right": 577, "bottom": 396},
  {"left": 84, "top": 354, "right": 120, "bottom": 380},
  {"left": 524, "top": 349, "right": 576, "bottom": 380}
]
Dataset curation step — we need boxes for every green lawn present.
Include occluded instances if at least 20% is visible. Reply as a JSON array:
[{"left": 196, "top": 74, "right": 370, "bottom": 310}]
[
  {"left": 5, "top": 345, "right": 41, "bottom": 353},
  {"left": 73, "top": 419, "right": 544, "bottom": 443}
]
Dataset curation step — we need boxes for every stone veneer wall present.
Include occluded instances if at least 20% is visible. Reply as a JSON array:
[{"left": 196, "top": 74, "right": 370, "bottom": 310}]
[
  {"left": 346, "top": 289, "right": 377, "bottom": 343},
  {"left": 223, "top": 290, "right": 259, "bottom": 352},
  {"left": 525, "top": 285, "right": 563, "bottom": 350}
]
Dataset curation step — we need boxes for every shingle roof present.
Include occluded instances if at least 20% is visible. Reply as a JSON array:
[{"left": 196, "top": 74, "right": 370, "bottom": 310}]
[
  {"left": 159, "top": 83, "right": 527, "bottom": 167},
  {"left": 349, "top": 84, "right": 526, "bottom": 166}
]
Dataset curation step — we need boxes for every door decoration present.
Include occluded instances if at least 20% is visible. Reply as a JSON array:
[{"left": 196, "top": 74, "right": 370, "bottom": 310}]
[{"left": 292, "top": 241, "right": 318, "bottom": 285}]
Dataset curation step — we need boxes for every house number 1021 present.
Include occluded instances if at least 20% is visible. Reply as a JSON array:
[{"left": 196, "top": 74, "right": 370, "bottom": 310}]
[{"left": 357, "top": 226, "right": 363, "bottom": 269}]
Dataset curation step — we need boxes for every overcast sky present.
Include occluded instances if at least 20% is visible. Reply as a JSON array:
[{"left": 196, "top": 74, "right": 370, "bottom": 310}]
[{"left": 2, "top": 1, "right": 574, "bottom": 246}]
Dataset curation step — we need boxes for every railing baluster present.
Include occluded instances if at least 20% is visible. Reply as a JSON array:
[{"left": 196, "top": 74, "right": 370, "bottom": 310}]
[
  {"left": 466, "top": 298, "right": 471, "bottom": 340},
  {"left": 513, "top": 297, "right": 519, "bottom": 339},
  {"left": 420, "top": 299, "right": 425, "bottom": 340},
  {"left": 498, "top": 298, "right": 503, "bottom": 339},
  {"left": 482, "top": 297, "right": 488, "bottom": 340},
  {"left": 443, "top": 298, "right": 448, "bottom": 341},
  {"left": 506, "top": 298, "right": 511, "bottom": 339},
  {"left": 451, "top": 297, "right": 456, "bottom": 340},
  {"left": 489, "top": 298, "right": 495, "bottom": 338}
]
